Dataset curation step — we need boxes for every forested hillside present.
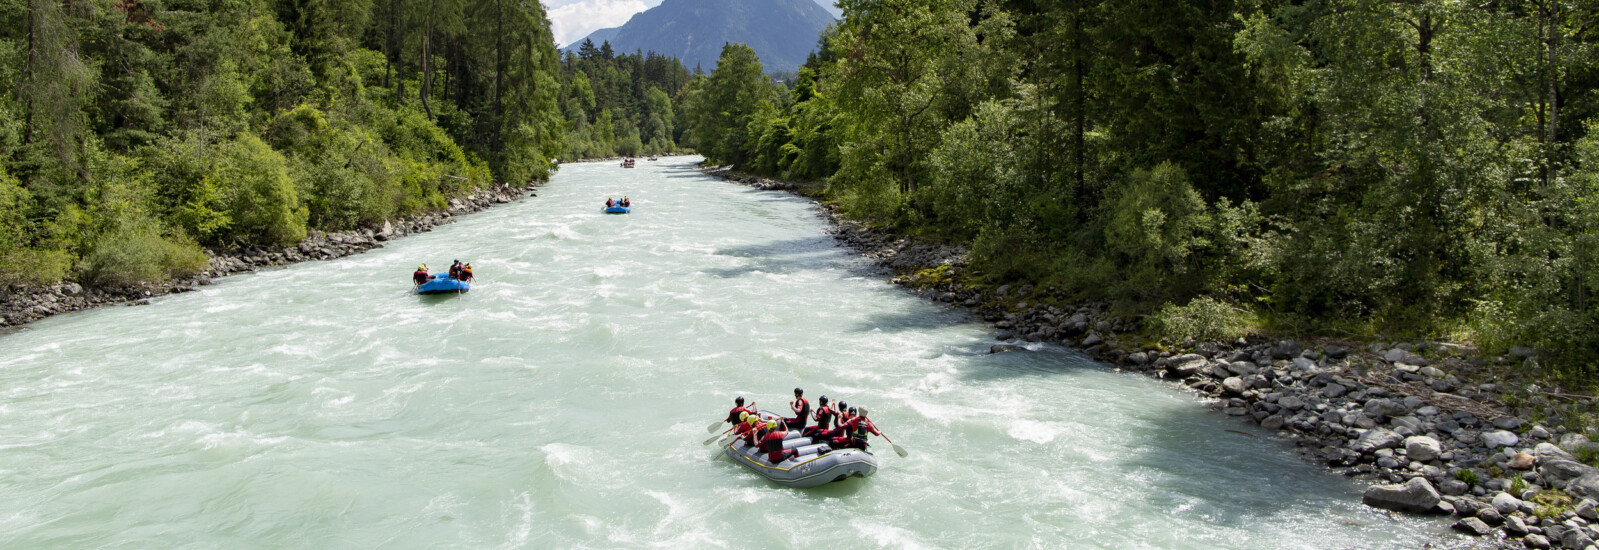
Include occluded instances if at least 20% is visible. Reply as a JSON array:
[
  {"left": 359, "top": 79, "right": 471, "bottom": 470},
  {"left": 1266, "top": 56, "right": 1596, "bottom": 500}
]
[
  {"left": 0, "top": 0, "right": 567, "bottom": 288},
  {"left": 679, "top": 0, "right": 1599, "bottom": 378},
  {"left": 558, "top": 42, "right": 692, "bottom": 159}
]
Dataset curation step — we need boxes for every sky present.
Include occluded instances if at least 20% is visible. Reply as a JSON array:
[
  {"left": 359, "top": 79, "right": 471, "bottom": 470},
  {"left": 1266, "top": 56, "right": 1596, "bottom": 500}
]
[{"left": 543, "top": 0, "right": 842, "bottom": 48}]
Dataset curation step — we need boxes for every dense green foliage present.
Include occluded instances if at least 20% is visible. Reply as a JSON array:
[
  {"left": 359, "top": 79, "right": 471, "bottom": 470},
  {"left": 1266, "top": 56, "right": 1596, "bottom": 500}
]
[
  {"left": 682, "top": 0, "right": 1599, "bottom": 376},
  {"left": 0, "top": 0, "right": 567, "bottom": 287},
  {"left": 559, "top": 41, "right": 691, "bottom": 159}
]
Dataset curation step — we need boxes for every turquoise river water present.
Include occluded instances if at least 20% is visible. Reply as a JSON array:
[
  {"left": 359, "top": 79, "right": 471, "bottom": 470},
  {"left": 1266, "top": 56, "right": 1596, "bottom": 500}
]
[{"left": 0, "top": 157, "right": 1460, "bottom": 548}]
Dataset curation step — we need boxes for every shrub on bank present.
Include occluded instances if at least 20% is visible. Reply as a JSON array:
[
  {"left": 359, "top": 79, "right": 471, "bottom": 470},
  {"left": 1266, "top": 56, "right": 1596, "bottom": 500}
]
[
  {"left": 79, "top": 222, "right": 208, "bottom": 287},
  {"left": 1152, "top": 296, "right": 1260, "bottom": 343}
]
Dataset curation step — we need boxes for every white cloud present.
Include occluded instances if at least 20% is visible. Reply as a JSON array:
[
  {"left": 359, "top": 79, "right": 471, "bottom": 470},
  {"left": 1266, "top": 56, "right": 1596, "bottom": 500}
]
[{"left": 545, "top": 0, "right": 653, "bottom": 48}]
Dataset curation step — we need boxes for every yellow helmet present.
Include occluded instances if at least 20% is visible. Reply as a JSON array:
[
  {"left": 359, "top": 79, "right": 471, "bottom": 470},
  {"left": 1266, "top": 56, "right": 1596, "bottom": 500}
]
[
  {"left": 739, "top": 412, "right": 750, "bottom": 422},
  {"left": 417, "top": 265, "right": 425, "bottom": 270},
  {"left": 465, "top": 263, "right": 472, "bottom": 268},
  {"left": 766, "top": 420, "right": 778, "bottom": 429}
]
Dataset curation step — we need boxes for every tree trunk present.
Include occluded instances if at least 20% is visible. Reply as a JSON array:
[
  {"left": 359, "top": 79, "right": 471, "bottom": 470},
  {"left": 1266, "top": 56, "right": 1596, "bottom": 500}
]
[
  {"left": 392, "top": 0, "right": 403, "bottom": 106},
  {"left": 23, "top": 0, "right": 36, "bottom": 146},
  {"left": 421, "top": 14, "right": 434, "bottom": 120},
  {"left": 492, "top": 0, "right": 505, "bottom": 159}
]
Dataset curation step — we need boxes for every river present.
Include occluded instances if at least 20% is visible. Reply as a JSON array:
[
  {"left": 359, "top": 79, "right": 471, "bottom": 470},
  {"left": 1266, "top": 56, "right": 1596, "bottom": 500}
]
[{"left": 0, "top": 157, "right": 1455, "bottom": 548}]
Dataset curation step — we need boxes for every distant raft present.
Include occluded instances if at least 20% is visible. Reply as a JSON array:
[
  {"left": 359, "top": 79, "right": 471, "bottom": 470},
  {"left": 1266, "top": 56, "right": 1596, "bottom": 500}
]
[
  {"left": 722, "top": 411, "right": 878, "bottom": 488},
  {"left": 604, "top": 205, "right": 631, "bottom": 214},
  {"left": 416, "top": 274, "right": 469, "bottom": 295}
]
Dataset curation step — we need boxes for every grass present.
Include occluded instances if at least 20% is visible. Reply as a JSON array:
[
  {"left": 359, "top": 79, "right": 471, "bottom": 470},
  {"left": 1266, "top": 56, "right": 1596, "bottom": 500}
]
[{"left": 1531, "top": 489, "right": 1574, "bottom": 519}]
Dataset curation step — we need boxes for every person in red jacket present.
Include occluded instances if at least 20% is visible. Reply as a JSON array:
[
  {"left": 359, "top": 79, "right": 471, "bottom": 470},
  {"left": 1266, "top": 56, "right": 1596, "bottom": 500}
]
[
  {"left": 760, "top": 420, "right": 800, "bottom": 463},
  {"left": 739, "top": 414, "right": 765, "bottom": 447},
  {"left": 784, "top": 387, "right": 810, "bottom": 430},
  {"left": 803, "top": 395, "right": 836, "bottom": 437},
  {"left": 412, "top": 265, "right": 432, "bottom": 286},
  {"left": 725, "top": 396, "right": 756, "bottom": 426},
  {"left": 835, "top": 406, "right": 883, "bottom": 450}
]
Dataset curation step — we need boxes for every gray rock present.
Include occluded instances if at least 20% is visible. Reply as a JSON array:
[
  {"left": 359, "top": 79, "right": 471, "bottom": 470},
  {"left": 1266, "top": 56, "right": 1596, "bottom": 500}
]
[
  {"left": 1363, "top": 477, "right": 1442, "bottom": 513},
  {"left": 1081, "top": 333, "right": 1103, "bottom": 346},
  {"left": 990, "top": 344, "right": 1026, "bottom": 354},
  {"left": 1493, "top": 492, "right": 1524, "bottom": 515},
  {"left": 1406, "top": 436, "right": 1443, "bottom": 462},
  {"left": 1484, "top": 430, "right": 1521, "bottom": 448},
  {"left": 1506, "top": 514, "right": 1531, "bottom": 536},
  {"left": 1323, "top": 383, "right": 1347, "bottom": 398},
  {"left": 1364, "top": 399, "right": 1406, "bottom": 419},
  {"left": 1439, "top": 479, "right": 1470, "bottom": 496},
  {"left": 1227, "top": 361, "right": 1258, "bottom": 376},
  {"left": 1279, "top": 396, "right": 1305, "bottom": 410},
  {"left": 1525, "top": 534, "right": 1552, "bottom": 549},
  {"left": 1273, "top": 339, "right": 1301, "bottom": 360},
  {"left": 1167, "top": 354, "right": 1207, "bottom": 377},
  {"left": 1324, "top": 344, "right": 1349, "bottom": 359},
  {"left": 1570, "top": 472, "right": 1599, "bottom": 501},
  {"left": 1291, "top": 357, "right": 1317, "bottom": 371},
  {"left": 1418, "top": 366, "right": 1446, "bottom": 378},
  {"left": 1560, "top": 434, "right": 1593, "bottom": 453},
  {"left": 1561, "top": 529, "right": 1594, "bottom": 550},
  {"left": 1128, "top": 352, "right": 1150, "bottom": 365},
  {"left": 1543, "top": 459, "right": 1593, "bottom": 486},
  {"left": 1353, "top": 429, "right": 1406, "bottom": 453},
  {"left": 1530, "top": 425, "right": 1552, "bottom": 440},
  {"left": 1453, "top": 517, "right": 1493, "bottom": 536},
  {"left": 1576, "top": 499, "right": 1598, "bottom": 521},
  {"left": 1384, "top": 349, "right": 1408, "bottom": 363},
  {"left": 1539, "top": 443, "right": 1578, "bottom": 462},
  {"left": 1390, "top": 416, "right": 1423, "bottom": 434},
  {"left": 1495, "top": 417, "right": 1526, "bottom": 430},
  {"left": 1261, "top": 415, "right": 1285, "bottom": 430},
  {"left": 1477, "top": 506, "right": 1504, "bottom": 525},
  {"left": 1221, "top": 377, "right": 1247, "bottom": 395}
]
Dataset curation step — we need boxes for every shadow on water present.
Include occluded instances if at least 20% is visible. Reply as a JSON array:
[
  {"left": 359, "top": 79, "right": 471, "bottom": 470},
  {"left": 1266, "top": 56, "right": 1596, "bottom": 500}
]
[
  {"left": 415, "top": 291, "right": 468, "bottom": 304},
  {"left": 713, "top": 237, "right": 834, "bottom": 258},
  {"left": 846, "top": 308, "right": 972, "bottom": 334}
]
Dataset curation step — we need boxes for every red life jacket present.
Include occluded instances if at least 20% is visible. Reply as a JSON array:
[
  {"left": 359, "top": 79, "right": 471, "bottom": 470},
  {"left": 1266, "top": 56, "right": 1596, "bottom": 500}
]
[
  {"left": 760, "top": 430, "right": 788, "bottom": 453},
  {"left": 812, "top": 406, "right": 836, "bottom": 430},
  {"left": 726, "top": 406, "right": 753, "bottom": 424}
]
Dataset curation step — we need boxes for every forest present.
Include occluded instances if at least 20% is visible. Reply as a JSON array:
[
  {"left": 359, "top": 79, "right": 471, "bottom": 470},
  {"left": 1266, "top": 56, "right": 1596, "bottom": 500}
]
[
  {"left": 0, "top": 0, "right": 693, "bottom": 293},
  {"left": 674, "top": 0, "right": 1599, "bottom": 380}
]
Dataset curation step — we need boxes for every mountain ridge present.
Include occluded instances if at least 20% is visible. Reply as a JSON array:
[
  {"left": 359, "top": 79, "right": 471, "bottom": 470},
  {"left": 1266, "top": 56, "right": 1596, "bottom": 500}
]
[{"left": 566, "top": 0, "right": 834, "bottom": 74}]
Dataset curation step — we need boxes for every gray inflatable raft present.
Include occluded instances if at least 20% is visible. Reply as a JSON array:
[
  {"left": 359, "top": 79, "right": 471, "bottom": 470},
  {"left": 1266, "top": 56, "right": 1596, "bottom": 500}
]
[{"left": 721, "top": 414, "right": 878, "bottom": 488}]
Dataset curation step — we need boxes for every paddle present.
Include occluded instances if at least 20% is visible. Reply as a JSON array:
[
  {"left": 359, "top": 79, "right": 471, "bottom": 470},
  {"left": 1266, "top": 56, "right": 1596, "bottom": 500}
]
[
  {"left": 872, "top": 421, "right": 909, "bottom": 458},
  {"left": 703, "top": 426, "right": 735, "bottom": 445},
  {"left": 706, "top": 402, "right": 754, "bottom": 432}
]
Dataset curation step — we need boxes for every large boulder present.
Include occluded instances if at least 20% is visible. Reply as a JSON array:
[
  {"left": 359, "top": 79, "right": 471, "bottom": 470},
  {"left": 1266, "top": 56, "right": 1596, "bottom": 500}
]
[
  {"left": 1491, "top": 492, "right": 1523, "bottom": 515},
  {"left": 1352, "top": 429, "right": 1406, "bottom": 453},
  {"left": 1482, "top": 430, "right": 1520, "bottom": 449},
  {"left": 1364, "top": 398, "right": 1407, "bottom": 419},
  {"left": 1451, "top": 517, "right": 1492, "bottom": 536},
  {"left": 1221, "top": 377, "right": 1247, "bottom": 395},
  {"left": 1541, "top": 459, "right": 1594, "bottom": 486},
  {"left": 1166, "top": 354, "right": 1207, "bottom": 377},
  {"left": 1405, "top": 436, "right": 1442, "bottom": 462},
  {"left": 1363, "top": 477, "right": 1442, "bottom": 513},
  {"left": 1568, "top": 471, "right": 1599, "bottom": 501}
]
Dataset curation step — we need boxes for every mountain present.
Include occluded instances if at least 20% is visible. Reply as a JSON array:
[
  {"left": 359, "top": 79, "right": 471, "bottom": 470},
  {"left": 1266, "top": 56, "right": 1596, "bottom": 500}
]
[{"left": 568, "top": 0, "right": 835, "bottom": 74}]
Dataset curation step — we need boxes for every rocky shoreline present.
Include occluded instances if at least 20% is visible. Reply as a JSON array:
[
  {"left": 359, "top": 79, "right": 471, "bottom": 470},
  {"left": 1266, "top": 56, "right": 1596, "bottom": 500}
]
[
  {"left": 707, "top": 166, "right": 1599, "bottom": 549},
  {"left": 0, "top": 181, "right": 540, "bottom": 331}
]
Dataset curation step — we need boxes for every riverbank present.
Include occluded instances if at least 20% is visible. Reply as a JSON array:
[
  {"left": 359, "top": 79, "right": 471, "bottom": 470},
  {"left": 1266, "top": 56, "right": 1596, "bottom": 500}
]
[
  {"left": 0, "top": 181, "right": 540, "bottom": 331},
  {"left": 706, "top": 165, "right": 1599, "bottom": 548}
]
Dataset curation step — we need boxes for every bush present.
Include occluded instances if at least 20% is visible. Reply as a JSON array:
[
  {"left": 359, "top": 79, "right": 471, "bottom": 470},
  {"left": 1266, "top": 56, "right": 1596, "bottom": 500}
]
[
  {"left": 79, "top": 222, "right": 209, "bottom": 287},
  {"left": 205, "top": 133, "right": 308, "bottom": 245},
  {"left": 1152, "top": 296, "right": 1259, "bottom": 342}
]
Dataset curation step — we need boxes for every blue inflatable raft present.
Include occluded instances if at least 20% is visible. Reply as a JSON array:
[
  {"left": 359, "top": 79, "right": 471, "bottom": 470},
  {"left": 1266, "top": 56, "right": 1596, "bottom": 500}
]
[
  {"left": 416, "top": 273, "right": 470, "bottom": 295},
  {"left": 604, "top": 206, "right": 631, "bottom": 214}
]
